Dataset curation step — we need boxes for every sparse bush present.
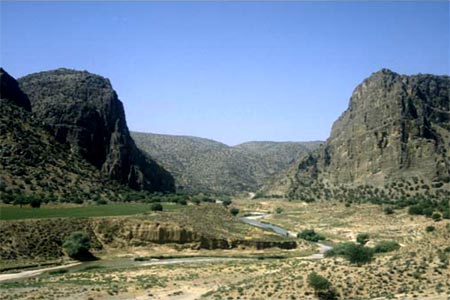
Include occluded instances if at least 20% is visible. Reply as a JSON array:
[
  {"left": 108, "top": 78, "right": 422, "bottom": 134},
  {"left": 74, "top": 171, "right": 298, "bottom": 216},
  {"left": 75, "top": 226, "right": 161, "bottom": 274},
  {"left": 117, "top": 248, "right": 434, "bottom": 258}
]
[
  {"left": 275, "top": 207, "right": 284, "bottom": 214},
  {"left": 298, "top": 229, "right": 325, "bottom": 242},
  {"left": 373, "top": 240, "right": 400, "bottom": 253}
]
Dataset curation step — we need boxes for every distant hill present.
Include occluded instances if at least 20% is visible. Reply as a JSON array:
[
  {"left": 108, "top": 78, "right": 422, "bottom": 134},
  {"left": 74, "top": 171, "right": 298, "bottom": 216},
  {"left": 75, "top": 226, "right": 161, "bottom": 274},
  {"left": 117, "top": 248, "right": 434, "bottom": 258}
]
[
  {"left": 131, "top": 132, "right": 322, "bottom": 194},
  {"left": 265, "top": 69, "right": 450, "bottom": 201}
]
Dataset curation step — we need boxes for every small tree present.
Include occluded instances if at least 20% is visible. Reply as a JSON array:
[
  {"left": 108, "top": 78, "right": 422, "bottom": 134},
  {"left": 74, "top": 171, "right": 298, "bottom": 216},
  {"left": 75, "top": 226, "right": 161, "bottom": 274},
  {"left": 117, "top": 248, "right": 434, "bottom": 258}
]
[
  {"left": 425, "top": 225, "right": 435, "bottom": 233},
  {"left": 230, "top": 207, "right": 240, "bottom": 216},
  {"left": 150, "top": 203, "right": 163, "bottom": 211},
  {"left": 356, "top": 233, "right": 370, "bottom": 245},
  {"left": 30, "top": 198, "right": 42, "bottom": 208},
  {"left": 298, "top": 229, "right": 325, "bottom": 242},
  {"left": 222, "top": 199, "right": 232, "bottom": 207},
  {"left": 346, "top": 244, "right": 374, "bottom": 266},
  {"left": 432, "top": 212, "right": 442, "bottom": 222},
  {"left": 308, "top": 272, "right": 338, "bottom": 300},
  {"left": 308, "top": 272, "right": 331, "bottom": 291},
  {"left": 63, "top": 232, "right": 92, "bottom": 260}
]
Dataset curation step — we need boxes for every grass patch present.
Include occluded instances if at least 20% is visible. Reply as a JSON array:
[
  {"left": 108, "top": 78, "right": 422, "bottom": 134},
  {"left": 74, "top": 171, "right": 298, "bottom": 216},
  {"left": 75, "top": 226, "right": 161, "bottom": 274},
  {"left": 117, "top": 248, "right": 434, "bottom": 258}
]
[{"left": 0, "top": 203, "right": 187, "bottom": 220}]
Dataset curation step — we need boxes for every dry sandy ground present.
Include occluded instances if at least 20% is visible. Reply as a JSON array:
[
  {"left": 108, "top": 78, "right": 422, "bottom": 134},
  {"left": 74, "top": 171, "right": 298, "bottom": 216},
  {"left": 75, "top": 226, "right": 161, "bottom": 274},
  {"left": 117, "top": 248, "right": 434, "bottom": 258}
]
[{"left": 0, "top": 262, "right": 81, "bottom": 282}]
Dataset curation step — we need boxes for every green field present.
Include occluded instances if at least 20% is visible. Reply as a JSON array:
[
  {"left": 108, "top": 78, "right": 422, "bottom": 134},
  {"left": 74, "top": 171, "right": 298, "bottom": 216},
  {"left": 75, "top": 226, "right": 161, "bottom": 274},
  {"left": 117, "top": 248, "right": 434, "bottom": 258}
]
[{"left": 0, "top": 203, "right": 188, "bottom": 221}]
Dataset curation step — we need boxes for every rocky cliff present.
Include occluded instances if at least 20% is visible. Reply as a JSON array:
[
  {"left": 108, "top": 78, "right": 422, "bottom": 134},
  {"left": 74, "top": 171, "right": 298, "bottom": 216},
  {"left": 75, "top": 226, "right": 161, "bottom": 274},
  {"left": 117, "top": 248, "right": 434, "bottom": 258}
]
[
  {"left": 267, "top": 69, "right": 450, "bottom": 200},
  {"left": 1, "top": 69, "right": 128, "bottom": 201},
  {"left": 18, "top": 69, "right": 174, "bottom": 192}
]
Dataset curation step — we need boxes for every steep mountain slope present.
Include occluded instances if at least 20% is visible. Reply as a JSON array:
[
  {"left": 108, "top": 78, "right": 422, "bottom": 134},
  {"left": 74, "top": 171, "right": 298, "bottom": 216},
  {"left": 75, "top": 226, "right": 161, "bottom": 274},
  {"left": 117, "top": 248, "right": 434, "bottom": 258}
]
[
  {"left": 266, "top": 69, "right": 450, "bottom": 200},
  {"left": 18, "top": 68, "right": 174, "bottom": 192},
  {"left": 0, "top": 68, "right": 31, "bottom": 111},
  {"left": 132, "top": 132, "right": 321, "bottom": 194},
  {"left": 0, "top": 69, "right": 127, "bottom": 201}
]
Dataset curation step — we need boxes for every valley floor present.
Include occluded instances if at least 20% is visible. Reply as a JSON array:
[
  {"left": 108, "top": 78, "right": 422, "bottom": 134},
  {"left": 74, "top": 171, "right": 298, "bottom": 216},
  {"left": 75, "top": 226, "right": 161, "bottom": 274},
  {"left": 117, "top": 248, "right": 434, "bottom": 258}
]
[{"left": 1, "top": 200, "right": 449, "bottom": 300}]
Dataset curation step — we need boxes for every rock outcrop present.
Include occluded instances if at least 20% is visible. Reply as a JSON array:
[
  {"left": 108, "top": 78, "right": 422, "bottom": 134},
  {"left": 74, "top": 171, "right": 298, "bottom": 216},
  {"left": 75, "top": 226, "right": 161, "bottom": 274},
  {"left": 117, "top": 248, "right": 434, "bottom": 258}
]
[
  {"left": 0, "top": 68, "right": 31, "bottom": 111},
  {"left": 0, "top": 217, "right": 297, "bottom": 261},
  {"left": 323, "top": 69, "right": 449, "bottom": 185},
  {"left": 267, "top": 69, "right": 450, "bottom": 199},
  {"left": 1, "top": 69, "right": 127, "bottom": 201},
  {"left": 18, "top": 69, "right": 174, "bottom": 192}
]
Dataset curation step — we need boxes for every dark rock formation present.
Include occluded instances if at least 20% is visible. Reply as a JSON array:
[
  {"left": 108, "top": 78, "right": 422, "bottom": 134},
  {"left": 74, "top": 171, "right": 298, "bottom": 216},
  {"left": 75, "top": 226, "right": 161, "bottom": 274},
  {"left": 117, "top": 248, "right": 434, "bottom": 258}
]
[
  {"left": 18, "top": 68, "right": 174, "bottom": 192},
  {"left": 0, "top": 68, "right": 31, "bottom": 111},
  {"left": 267, "top": 69, "right": 450, "bottom": 197}
]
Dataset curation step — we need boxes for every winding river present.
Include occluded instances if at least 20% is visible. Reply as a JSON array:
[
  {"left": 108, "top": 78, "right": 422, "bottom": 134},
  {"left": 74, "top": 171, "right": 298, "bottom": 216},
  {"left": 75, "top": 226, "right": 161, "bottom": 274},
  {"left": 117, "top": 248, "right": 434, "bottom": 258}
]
[{"left": 240, "top": 212, "right": 333, "bottom": 258}]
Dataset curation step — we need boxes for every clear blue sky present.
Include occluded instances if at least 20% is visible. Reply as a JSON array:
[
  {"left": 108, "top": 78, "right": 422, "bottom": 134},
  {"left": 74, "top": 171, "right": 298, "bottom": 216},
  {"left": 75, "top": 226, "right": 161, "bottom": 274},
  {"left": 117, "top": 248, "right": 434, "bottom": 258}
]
[{"left": 1, "top": 1, "right": 448, "bottom": 145}]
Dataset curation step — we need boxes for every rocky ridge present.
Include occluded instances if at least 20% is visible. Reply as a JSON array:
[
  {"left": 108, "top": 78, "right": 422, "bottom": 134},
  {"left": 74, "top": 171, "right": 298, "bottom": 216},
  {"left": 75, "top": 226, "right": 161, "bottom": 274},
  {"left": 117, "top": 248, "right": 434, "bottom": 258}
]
[
  {"left": 18, "top": 68, "right": 174, "bottom": 192},
  {"left": 1, "top": 69, "right": 133, "bottom": 201},
  {"left": 266, "top": 69, "right": 450, "bottom": 200}
]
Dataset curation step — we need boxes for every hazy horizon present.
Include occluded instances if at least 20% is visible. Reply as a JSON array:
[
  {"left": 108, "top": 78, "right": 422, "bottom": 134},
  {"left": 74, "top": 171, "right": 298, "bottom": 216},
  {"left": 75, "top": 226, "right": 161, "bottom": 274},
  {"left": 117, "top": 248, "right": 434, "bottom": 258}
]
[{"left": 1, "top": 1, "right": 448, "bottom": 145}]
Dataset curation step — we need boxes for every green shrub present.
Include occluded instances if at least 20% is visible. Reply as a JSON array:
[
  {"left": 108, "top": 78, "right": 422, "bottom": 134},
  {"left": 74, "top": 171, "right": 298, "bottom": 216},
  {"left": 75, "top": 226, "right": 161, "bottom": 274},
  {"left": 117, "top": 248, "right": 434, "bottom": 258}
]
[
  {"left": 346, "top": 243, "right": 374, "bottom": 265},
  {"left": 356, "top": 233, "right": 370, "bottom": 245},
  {"left": 308, "top": 272, "right": 331, "bottom": 291},
  {"left": 325, "top": 242, "right": 354, "bottom": 257},
  {"left": 432, "top": 212, "right": 442, "bottom": 222},
  {"left": 63, "top": 232, "right": 92, "bottom": 260},
  {"left": 222, "top": 199, "right": 232, "bottom": 207},
  {"left": 307, "top": 272, "right": 338, "bottom": 300},
  {"left": 384, "top": 207, "right": 395, "bottom": 215},
  {"left": 373, "top": 240, "right": 400, "bottom": 253},
  {"left": 150, "top": 203, "right": 163, "bottom": 211},
  {"left": 30, "top": 198, "right": 41, "bottom": 208},
  {"left": 325, "top": 242, "right": 373, "bottom": 266},
  {"left": 408, "top": 205, "right": 424, "bottom": 215},
  {"left": 425, "top": 226, "right": 435, "bottom": 232},
  {"left": 230, "top": 207, "right": 240, "bottom": 216},
  {"left": 297, "top": 229, "right": 325, "bottom": 242},
  {"left": 275, "top": 207, "right": 284, "bottom": 214}
]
